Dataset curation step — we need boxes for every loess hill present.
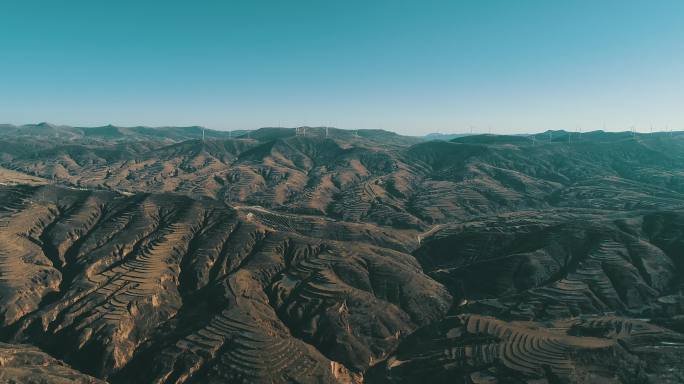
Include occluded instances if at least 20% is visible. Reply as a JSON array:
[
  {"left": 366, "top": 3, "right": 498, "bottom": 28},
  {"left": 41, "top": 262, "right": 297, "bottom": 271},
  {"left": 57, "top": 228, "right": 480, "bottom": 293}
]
[{"left": 1, "top": 124, "right": 684, "bottom": 383}]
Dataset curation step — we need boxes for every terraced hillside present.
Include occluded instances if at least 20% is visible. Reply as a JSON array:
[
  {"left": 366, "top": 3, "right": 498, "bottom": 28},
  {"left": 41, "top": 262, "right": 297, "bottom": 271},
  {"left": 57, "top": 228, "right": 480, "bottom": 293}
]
[
  {"left": 413, "top": 211, "right": 684, "bottom": 318},
  {"left": 368, "top": 314, "right": 684, "bottom": 383},
  {"left": 1, "top": 125, "right": 684, "bottom": 383},
  {"left": 0, "top": 185, "right": 449, "bottom": 383}
]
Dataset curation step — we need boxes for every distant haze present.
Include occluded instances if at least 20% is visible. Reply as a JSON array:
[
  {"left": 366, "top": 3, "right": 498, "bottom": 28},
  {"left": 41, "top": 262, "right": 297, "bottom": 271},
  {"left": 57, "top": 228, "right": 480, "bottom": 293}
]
[{"left": 1, "top": 1, "right": 682, "bottom": 135}]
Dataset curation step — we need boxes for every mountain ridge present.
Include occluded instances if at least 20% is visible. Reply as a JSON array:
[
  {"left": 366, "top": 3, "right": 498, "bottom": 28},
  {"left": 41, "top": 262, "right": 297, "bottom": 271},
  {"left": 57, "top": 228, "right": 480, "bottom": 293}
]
[{"left": 1, "top": 125, "right": 684, "bottom": 383}]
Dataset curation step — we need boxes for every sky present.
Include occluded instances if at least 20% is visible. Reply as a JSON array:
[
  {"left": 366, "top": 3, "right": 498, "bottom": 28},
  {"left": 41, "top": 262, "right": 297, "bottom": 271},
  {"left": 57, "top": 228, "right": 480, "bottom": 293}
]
[{"left": 1, "top": 0, "right": 683, "bottom": 135}]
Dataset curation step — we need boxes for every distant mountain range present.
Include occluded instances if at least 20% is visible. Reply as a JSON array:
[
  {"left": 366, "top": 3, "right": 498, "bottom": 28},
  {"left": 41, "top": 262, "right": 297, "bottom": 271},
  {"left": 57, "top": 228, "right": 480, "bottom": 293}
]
[{"left": 1, "top": 122, "right": 672, "bottom": 142}]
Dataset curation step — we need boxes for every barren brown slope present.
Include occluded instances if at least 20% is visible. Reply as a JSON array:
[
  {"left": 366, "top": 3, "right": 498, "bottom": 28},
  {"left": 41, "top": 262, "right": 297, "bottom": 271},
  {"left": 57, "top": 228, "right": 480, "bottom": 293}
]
[
  {"left": 0, "top": 185, "right": 450, "bottom": 383},
  {"left": 1, "top": 128, "right": 684, "bottom": 383},
  {"left": 0, "top": 342, "right": 105, "bottom": 383}
]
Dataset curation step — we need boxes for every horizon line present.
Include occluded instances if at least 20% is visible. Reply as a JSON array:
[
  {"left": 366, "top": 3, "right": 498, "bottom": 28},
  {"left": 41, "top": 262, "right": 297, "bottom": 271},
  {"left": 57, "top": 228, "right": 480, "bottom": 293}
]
[{"left": 0, "top": 121, "right": 680, "bottom": 136}]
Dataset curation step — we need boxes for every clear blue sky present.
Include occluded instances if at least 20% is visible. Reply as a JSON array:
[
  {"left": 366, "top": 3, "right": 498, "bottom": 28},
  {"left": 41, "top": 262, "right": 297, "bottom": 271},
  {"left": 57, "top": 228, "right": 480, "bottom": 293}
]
[{"left": 1, "top": 0, "right": 682, "bottom": 134}]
